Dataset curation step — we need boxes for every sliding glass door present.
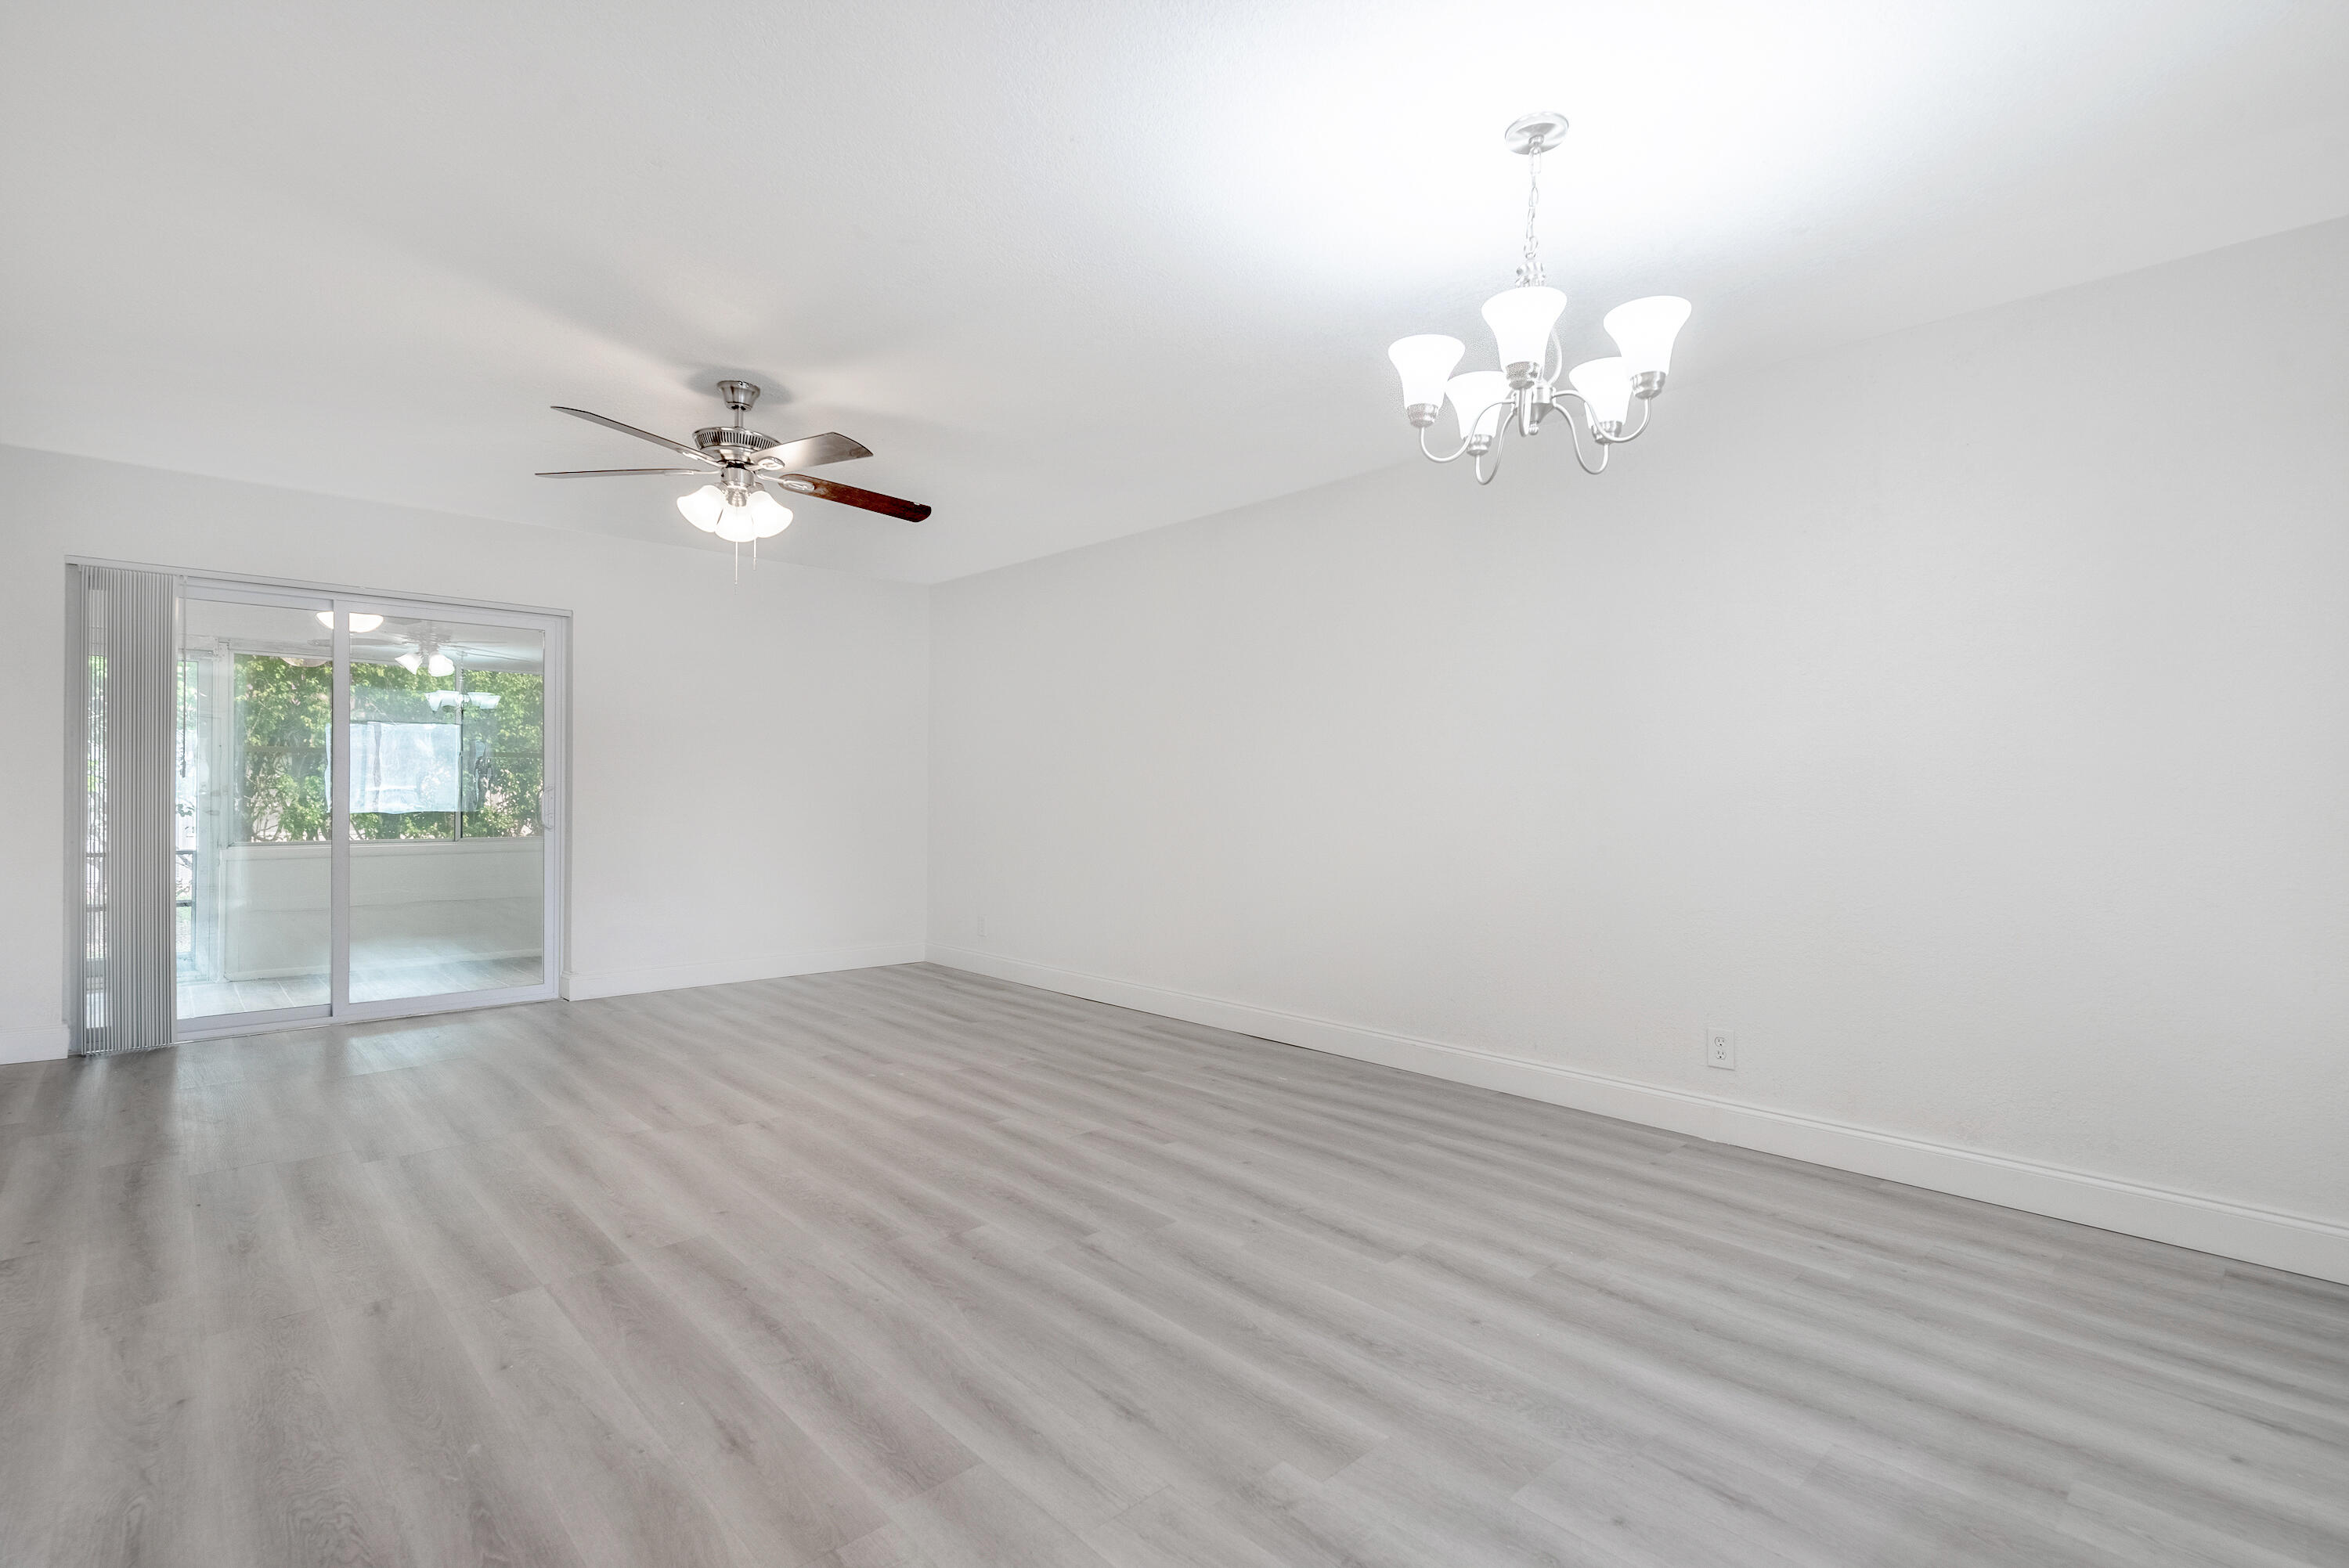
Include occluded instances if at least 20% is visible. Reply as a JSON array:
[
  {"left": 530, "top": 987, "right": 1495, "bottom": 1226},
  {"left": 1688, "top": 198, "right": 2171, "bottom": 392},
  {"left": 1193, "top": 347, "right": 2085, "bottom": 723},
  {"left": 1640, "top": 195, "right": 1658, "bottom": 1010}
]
[
  {"left": 176, "top": 589, "right": 336, "bottom": 1026},
  {"left": 341, "top": 607, "right": 550, "bottom": 1007},
  {"left": 171, "top": 580, "right": 563, "bottom": 1039}
]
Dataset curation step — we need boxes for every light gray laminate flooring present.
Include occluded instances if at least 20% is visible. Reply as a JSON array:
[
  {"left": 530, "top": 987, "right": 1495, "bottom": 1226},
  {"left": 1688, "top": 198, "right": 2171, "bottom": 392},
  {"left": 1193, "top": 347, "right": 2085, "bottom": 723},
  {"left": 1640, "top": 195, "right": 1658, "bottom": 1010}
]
[{"left": 2, "top": 963, "right": 2343, "bottom": 1566}]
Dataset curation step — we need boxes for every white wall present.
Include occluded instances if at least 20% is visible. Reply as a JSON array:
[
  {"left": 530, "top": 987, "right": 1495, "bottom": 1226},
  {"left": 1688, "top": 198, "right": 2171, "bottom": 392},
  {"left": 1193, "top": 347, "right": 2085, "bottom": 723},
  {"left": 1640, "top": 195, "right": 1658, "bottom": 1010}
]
[
  {"left": 1, "top": 445, "right": 929, "bottom": 1058},
  {"left": 929, "top": 217, "right": 2349, "bottom": 1281}
]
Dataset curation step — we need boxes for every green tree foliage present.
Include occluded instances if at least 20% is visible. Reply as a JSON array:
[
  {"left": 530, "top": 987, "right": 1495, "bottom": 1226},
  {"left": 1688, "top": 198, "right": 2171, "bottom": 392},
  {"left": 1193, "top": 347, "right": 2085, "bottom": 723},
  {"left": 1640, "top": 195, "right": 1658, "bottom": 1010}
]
[
  {"left": 232, "top": 655, "right": 330, "bottom": 842},
  {"left": 224, "top": 654, "right": 543, "bottom": 842}
]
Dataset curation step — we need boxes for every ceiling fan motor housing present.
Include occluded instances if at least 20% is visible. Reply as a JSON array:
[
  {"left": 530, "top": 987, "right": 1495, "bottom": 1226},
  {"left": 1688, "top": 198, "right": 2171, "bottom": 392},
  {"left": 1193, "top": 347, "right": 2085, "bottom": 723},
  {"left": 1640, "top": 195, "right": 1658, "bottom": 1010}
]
[{"left": 695, "top": 426, "right": 783, "bottom": 460}]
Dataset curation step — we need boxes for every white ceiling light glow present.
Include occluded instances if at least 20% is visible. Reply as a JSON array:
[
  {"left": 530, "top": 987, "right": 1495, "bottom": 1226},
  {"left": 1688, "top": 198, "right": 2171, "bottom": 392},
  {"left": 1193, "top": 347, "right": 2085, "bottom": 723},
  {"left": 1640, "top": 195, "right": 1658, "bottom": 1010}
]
[{"left": 1388, "top": 112, "right": 1690, "bottom": 485}]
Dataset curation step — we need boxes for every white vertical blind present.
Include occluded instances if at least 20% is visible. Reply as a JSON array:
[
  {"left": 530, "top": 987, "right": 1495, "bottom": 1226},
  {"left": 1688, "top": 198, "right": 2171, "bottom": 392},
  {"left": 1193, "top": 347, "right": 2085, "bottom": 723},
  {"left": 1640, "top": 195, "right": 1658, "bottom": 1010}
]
[{"left": 68, "top": 564, "right": 180, "bottom": 1054}]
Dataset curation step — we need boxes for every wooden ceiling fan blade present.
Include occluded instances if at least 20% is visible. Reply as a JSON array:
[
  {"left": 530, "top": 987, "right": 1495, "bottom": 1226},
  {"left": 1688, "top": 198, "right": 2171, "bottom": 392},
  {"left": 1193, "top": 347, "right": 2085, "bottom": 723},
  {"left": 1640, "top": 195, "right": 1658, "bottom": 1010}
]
[
  {"left": 748, "top": 431, "right": 872, "bottom": 470},
  {"left": 550, "top": 406, "right": 716, "bottom": 463},
  {"left": 536, "top": 467, "right": 713, "bottom": 478},
  {"left": 770, "top": 474, "right": 932, "bottom": 521}
]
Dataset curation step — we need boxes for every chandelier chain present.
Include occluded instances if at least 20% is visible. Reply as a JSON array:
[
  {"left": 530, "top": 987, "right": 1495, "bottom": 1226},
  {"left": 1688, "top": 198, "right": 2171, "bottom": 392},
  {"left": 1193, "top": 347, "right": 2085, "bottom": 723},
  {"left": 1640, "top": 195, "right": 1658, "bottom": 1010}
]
[{"left": 1516, "top": 146, "right": 1545, "bottom": 287}]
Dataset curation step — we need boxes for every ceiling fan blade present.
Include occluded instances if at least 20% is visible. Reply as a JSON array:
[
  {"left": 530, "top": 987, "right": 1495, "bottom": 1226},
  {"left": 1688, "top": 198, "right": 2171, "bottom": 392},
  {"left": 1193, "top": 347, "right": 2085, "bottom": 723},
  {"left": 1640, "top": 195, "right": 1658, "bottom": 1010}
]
[
  {"left": 769, "top": 474, "right": 932, "bottom": 522},
  {"left": 748, "top": 431, "right": 872, "bottom": 470},
  {"left": 535, "top": 467, "right": 713, "bottom": 478},
  {"left": 550, "top": 406, "right": 716, "bottom": 463}
]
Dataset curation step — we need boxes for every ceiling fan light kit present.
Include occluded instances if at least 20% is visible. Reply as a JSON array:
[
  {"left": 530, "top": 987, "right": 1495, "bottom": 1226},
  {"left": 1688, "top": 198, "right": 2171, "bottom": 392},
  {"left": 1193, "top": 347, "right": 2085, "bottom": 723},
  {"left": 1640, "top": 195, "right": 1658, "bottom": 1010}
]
[
  {"left": 538, "top": 377, "right": 932, "bottom": 575},
  {"left": 1388, "top": 111, "right": 1692, "bottom": 485}
]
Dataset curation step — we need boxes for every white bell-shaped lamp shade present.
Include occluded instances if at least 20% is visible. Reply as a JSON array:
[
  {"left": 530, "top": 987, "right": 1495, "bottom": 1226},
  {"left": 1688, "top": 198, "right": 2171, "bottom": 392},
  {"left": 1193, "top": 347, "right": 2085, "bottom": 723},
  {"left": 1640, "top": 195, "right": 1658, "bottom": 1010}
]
[
  {"left": 1387, "top": 334, "right": 1465, "bottom": 412},
  {"left": 745, "top": 489, "right": 792, "bottom": 539},
  {"left": 1567, "top": 358, "right": 1634, "bottom": 427},
  {"left": 677, "top": 484, "right": 726, "bottom": 532},
  {"left": 395, "top": 651, "right": 424, "bottom": 673},
  {"left": 1601, "top": 295, "right": 1691, "bottom": 379},
  {"left": 1481, "top": 286, "right": 1568, "bottom": 374},
  {"left": 426, "top": 652, "right": 456, "bottom": 679},
  {"left": 1444, "top": 371, "right": 1511, "bottom": 444},
  {"left": 714, "top": 495, "right": 763, "bottom": 542}
]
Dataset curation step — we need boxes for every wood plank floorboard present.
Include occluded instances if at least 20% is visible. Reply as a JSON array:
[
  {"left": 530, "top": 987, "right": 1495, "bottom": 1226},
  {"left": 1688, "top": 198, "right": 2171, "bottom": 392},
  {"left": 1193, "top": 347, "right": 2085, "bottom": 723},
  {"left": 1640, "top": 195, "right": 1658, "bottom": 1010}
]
[{"left": 3, "top": 961, "right": 2344, "bottom": 1566}]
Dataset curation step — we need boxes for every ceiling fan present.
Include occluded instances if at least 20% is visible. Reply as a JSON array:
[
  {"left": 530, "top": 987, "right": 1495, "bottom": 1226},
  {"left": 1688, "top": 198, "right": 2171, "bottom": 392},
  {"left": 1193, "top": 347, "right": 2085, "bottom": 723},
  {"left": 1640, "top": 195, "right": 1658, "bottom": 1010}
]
[{"left": 537, "top": 380, "right": 931, "bottom": 553}]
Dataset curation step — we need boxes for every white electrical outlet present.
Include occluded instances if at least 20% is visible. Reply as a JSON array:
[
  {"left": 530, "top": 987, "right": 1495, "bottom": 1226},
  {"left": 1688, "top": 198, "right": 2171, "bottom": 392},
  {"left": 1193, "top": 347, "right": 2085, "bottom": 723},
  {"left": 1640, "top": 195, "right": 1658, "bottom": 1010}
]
[{"left": 1706, "top": 1028, "right": 1737, "bottom": 1070}]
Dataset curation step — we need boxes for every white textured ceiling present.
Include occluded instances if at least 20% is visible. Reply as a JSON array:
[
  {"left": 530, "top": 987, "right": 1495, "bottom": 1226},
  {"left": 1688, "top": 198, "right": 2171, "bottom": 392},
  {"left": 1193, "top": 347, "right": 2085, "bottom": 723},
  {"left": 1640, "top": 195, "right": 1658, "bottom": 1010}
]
[{"left": 4, "top": 1, "right": 2346, "bottom": 582}]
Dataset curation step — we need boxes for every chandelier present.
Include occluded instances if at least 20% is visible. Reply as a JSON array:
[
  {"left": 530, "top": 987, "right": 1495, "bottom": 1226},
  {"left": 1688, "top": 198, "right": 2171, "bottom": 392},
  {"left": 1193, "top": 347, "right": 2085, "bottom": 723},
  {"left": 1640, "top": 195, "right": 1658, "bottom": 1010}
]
[{"left": 1386, "top": 112, "right": 1690, "bottom": 484}]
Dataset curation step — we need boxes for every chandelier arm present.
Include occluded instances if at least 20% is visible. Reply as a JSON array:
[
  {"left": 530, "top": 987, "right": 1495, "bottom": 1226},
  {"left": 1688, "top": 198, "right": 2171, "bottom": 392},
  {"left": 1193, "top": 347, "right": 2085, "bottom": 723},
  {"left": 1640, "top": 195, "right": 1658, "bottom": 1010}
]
[
  {"left": 1543, "top": 391, "right": 1609, "bottom": 474},
  {"left": 1602, "top": 395, "right": 1654, "bottom": 445},
  {"left": 1474, "top": 411, "right": 1511, "bottom": 484},
  {"left": 1420, "top": 424, "right": 1475, "bottom": 463}
]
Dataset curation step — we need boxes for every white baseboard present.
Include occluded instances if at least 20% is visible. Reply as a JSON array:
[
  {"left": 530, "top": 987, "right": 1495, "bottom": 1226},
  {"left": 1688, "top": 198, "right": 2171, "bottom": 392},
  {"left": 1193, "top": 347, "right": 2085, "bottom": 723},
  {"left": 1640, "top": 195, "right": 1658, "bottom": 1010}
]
[
  {"left": 926, "top": 945, "right": 2349, "bottom": 1287},
  {"left": 0, "top": 1023, "right": 70, "bottom": 1065},
  {"left": 562, "top": 942, "right": 928, "bottom": 1003}
]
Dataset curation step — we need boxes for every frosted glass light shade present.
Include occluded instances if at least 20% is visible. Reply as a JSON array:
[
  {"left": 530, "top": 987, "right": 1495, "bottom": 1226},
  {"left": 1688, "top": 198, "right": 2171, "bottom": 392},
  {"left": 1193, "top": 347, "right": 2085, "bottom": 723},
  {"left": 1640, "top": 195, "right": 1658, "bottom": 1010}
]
[
  {"left": 1568, "top": 358, "right": 1634, "bottom": 427},
  {"left": 1387, "top": 334, "right": 1466, "bottom": 409},
  {"left": 395, "top": 651, "right": 424, "bottom": 673},
  {"left": 1481, "top": 286, "right": 1567, "bottom": 372},
  {"left": 1444, "top": 371, "right": 1511, "bottom": 444},
  {"left": 426, "top": 652, "right": 456, "bottom": 679},
  {"left": 714, "top": 497, "right": 761, "bottom": 542},
  {"left": 677, "top": 484, "right": 726, "bottom": 532},
  {"left": 745, "top": 489, "right": 792, "bottom": 539},
  {"left": 317, "top": 611, "right": 384, "bottom": 633},
  {"left": 1602, "top": 295, "right": 1691, "bottom": 377}
]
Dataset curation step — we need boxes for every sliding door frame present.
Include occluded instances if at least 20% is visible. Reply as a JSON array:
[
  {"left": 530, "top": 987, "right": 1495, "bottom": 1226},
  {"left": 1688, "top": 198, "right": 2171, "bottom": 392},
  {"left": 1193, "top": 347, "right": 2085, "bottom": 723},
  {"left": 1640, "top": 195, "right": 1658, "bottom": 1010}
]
[
  {"left": 70, "top": 557, "right": 571, "bottom": 1045},
  {"left": 325, "top": 589, "right": 568, "bottom": 1026}
]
